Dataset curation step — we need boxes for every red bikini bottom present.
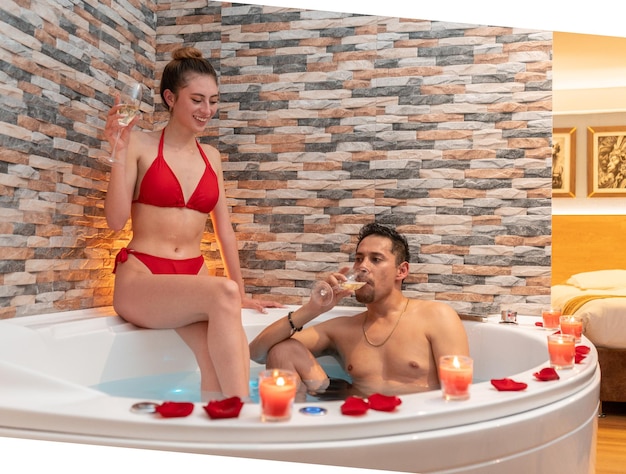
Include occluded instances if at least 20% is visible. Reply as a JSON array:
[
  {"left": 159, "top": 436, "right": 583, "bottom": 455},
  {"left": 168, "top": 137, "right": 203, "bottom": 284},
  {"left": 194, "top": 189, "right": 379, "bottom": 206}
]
[{"left": 113, "top": 248, "right": 205, "bottom": 275}]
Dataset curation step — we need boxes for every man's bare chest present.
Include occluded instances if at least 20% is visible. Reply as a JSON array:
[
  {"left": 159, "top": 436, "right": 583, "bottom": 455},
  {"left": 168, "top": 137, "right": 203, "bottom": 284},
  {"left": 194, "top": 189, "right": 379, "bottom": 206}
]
[{"left": 339, "top": 336, "right": 432, "bottom": 380}]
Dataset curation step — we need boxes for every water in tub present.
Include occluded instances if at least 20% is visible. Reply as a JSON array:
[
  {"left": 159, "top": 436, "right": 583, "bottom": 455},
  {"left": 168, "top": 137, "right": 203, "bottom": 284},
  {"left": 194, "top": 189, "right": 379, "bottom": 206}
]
[{"left": 92, "top": 359, "right": 352, "bottom": 403}]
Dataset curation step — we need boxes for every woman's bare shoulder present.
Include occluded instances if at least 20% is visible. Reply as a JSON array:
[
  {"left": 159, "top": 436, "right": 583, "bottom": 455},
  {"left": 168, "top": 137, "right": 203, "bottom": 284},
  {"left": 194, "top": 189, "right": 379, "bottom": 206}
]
[
  {"left": 128, "top": 129, "right": 161, "bottom": 153},
  {"left": 198, "top": 141, "right": 220, "bottom": 158},
  {"left": 129, "top": 130, "right": 160, "bottom": 163},
  {"left": 132, "top": 128, "right": 160, "bottom": 144}
]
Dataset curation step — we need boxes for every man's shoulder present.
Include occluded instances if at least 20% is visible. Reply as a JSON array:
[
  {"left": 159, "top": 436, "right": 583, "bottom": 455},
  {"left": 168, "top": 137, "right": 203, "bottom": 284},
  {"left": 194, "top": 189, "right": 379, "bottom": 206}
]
[
  {"left": 408, "top": 299, "right": 459, "bottom": 321},
  {"left": 315, "top": 310, "right": 365, "bottom": 329}
]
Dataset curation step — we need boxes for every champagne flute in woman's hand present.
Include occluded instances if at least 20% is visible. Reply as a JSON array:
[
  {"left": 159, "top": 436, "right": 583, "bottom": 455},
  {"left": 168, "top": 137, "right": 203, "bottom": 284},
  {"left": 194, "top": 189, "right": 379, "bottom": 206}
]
[{"left": 107, "top": 82, "right": 143, "bottom": 164}]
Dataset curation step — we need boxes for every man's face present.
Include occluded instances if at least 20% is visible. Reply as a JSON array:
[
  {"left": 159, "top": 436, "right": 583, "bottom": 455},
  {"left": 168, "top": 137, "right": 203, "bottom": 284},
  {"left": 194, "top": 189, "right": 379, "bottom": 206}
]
[{"left": 352, "top": 235, "right": 400, "bottom": 304}]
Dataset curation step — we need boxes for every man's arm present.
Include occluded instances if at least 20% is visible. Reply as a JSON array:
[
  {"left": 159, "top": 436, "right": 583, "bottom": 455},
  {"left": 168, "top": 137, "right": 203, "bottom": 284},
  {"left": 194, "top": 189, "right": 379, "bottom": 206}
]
[
  {"left": 250, "top": 302, "right": 343, "bottom": 364},
  {"left": 249, "top": 271, "right": 353, "bottom": 363},
  {"left": 428, "top": 303, "right": 471, "bottom": 371}
]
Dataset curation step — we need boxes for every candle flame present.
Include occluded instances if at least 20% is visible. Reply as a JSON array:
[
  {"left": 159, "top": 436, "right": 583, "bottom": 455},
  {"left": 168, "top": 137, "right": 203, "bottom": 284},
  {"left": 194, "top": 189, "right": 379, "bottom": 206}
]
[
  {"left": 452, "top": 356, "right": 461, "bottom": 368},
  {"left": 276, "top": 376, "right": 285, "bottom": 386}
]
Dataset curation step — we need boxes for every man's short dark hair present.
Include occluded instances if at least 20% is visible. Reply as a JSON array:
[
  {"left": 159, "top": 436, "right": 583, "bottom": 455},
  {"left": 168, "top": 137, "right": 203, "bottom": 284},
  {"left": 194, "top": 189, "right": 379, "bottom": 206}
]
[{"left": 357, "top": 223, "right": 410, "bottom": 266}]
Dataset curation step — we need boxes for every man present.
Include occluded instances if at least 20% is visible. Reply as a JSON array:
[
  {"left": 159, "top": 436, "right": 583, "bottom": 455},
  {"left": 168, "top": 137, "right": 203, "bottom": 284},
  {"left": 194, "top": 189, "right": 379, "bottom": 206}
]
[{"left": 249, "top": 223, "right": 469, "bottom": 398}]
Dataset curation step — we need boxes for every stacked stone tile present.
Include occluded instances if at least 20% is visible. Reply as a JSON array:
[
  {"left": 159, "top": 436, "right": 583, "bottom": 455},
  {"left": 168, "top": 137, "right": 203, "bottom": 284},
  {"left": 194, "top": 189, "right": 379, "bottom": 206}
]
[
  {"left": 216, "top": 4, "right": 552, "bottom": 315},
  {"left": 0, "top": 1, "right": 551, "bottom": 318},
  {"left": 0, "top": 0, "right": 157, "bottom": 317}
]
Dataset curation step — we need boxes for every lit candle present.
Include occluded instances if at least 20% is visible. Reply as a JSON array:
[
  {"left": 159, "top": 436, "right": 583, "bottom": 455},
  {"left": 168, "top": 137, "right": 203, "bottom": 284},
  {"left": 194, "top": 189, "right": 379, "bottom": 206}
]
[
  {"left": 258, "top": 369, "right": 298, "bottom": 422},
  {"left": 547, "top": 334, "right": 576, "bottom": 369},
  {"left": 542, "top": 306, "right": 562, "bottom": 329},
  {"left": 439, "top": 355, "right": 473, "bottom": 401},
  {"left": 560, "top": 315, "right": 583, "bottom": 342}
]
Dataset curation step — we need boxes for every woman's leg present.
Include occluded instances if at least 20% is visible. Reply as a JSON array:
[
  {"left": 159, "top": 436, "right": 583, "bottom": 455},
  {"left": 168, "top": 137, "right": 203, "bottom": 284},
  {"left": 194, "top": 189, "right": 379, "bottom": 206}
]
[
  {"left": 175, "top": 321, "right": 251, "bottom": 401},
  {"left": 175, "top": 322, "right": 220, "bottom": 399},
  {"left": 113, "top": 258, "right": 249, "bottom": 398}
]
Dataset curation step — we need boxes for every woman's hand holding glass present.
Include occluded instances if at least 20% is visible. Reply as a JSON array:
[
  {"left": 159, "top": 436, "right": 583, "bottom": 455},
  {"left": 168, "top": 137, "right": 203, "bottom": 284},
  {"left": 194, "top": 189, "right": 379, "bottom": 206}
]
[{"left": 103, "top": 82, "right": 143, "bottom": 164}]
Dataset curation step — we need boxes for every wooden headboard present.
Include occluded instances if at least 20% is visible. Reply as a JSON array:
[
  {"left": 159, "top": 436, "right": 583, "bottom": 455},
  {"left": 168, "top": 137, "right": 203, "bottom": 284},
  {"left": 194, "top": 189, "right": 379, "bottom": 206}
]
[{"left": 552, "top": 215, "right": 626, "bottom": 285}]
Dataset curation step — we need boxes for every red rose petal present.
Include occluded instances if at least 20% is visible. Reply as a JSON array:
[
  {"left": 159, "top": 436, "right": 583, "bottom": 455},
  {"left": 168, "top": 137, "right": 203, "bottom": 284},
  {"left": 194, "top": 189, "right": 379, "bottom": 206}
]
[
  {"left": 533, "top": 367, "right": 560, "bottom": 381},
  {"left": 535, "top": 321, "right": 543, "bottom": 327},
  {"left": 490, "top": 378, "right": 528, "bottom": 391},
  {"left": 340, "top": 396, "right": 369, "bottom": 416},
  {"left": 576, "top": 345, "right": 590, "bottom": 355},
  {"left": 575, "top": 345, "right": 591, "bottom": 364},
  {"left": 203, "top": 396, "right": 244, "bottom": 419},
  {"left": 155, "top": 401, "right": 194, "bottom": 418},
  {"left": 368, "top": 393, "right": 402, "bottom": 411}
]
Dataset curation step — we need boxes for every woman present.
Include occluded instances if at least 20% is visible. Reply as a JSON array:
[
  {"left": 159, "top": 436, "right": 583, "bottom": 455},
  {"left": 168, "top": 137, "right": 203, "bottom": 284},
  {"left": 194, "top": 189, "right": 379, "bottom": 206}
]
[{"left": 103, "top": 47, "right": 281, "bottom": 400}]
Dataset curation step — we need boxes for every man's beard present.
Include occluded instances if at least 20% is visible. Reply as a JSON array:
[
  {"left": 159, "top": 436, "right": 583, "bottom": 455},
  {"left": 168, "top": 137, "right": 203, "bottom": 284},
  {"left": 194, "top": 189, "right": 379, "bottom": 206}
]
[{"left": 355, "top": 285, "right": 374, "bottom": 304}]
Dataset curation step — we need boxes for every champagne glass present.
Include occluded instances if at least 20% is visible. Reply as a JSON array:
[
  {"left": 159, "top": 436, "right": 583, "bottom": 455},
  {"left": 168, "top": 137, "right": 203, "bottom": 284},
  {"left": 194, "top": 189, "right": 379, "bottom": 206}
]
[
  {"left": 107, "top": 82, "right": 143, "bottom": 163},
  {"left": 340, "top": 269, "right": 367, "bottom": 291},
  {"left": 311, "top": 268, "right": 367, "bottom": 306},
  {"left": 311, "top": 280, "right": 334, "bottom": 306}
]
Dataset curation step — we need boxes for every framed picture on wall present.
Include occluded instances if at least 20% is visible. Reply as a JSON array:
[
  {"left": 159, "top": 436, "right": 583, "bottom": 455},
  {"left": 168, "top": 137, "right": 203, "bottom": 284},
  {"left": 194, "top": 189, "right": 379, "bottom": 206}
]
[
  {"left": 552, "top": 127, "right": 576, "bottom": 197},
  {"left": 587, "top": 126, "right": 626, "bottom": 197}
]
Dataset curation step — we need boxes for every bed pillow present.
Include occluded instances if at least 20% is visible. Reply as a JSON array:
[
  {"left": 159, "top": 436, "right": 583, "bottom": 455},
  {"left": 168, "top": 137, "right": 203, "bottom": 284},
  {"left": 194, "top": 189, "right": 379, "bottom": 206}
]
[{"left": 566, "top": 269, "right": 626, "bottom": 290}]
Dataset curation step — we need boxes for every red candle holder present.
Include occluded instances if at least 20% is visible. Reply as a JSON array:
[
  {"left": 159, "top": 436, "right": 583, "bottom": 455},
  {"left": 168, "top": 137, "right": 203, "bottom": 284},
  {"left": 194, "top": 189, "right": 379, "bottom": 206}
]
[
  {"left": 258, "top": 369, "right": 298, "bottom": 422},
  {"left": 541, "top": 306, "right": 562, "bottom": 330},
  {"left": 547, "top": 333, "right": 576, "bottom": 369},
  {"left": 560, "top": 315, "right": 583, "bottom": 342},
  {"left": 439, "top": 355, "right": 473, "bottom": 401}
]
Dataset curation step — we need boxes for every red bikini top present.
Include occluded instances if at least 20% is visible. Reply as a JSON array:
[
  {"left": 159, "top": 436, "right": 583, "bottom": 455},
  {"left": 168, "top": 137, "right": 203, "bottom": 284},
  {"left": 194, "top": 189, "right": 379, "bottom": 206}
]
[{"left": 133, "top": 130, "right": 219, "bottom": 214}]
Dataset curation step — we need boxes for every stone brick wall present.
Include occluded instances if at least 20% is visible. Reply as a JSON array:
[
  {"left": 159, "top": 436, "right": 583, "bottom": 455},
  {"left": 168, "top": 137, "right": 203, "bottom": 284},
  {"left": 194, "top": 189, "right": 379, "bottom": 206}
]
[
  {"left": 0, "top": 1, "right": 552, "bottom": 319},
  {"left": 0, "top": 0, "right": 157, "bottom": 317}
]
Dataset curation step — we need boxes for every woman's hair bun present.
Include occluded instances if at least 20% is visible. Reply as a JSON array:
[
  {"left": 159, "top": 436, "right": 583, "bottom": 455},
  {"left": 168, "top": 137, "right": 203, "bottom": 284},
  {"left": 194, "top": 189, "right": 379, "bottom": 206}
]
[{"left": 171, "top": 47, "right": 203, "bottom": 61}]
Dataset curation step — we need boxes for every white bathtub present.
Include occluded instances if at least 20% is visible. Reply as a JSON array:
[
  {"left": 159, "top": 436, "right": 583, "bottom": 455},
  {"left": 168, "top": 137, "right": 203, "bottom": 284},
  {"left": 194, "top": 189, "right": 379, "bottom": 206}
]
[{"left": 0, "top": 306, "right": 599, "bottom": 473}]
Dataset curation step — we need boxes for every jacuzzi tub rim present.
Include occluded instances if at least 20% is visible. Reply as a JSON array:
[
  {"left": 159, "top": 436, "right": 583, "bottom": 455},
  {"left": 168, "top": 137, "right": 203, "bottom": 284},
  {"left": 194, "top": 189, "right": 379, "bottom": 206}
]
[{"left": 0, "top": 306, "right": 599, "bottom": 445}]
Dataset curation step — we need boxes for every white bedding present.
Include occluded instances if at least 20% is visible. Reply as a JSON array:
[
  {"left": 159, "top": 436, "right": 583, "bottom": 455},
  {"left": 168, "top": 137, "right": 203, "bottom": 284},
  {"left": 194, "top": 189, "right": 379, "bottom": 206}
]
[
  {"left": 564, "top": 269, "right": 626, "bottom": 290},
  {"left": 552, "top": 280, "right": 626, "bottom": 349}
]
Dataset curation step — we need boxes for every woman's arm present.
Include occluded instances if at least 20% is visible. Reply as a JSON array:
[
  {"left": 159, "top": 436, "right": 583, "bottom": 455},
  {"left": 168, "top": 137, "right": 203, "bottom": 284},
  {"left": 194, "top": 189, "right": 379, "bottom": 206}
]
[
  {"left": 103, "top": 100, "right": 139, "bottom": 230},
  {"left": 206, "top": 145, "right": 245, "bottom": 290},
  {"left": 205, "top": 144, "right": 284, "bottom": 312}
]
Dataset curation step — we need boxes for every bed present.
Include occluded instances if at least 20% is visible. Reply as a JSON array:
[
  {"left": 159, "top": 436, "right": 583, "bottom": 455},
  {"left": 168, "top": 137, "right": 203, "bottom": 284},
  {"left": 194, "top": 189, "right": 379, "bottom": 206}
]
[{"left": 552, "top": 215, "right": 626, "bottom": 406}]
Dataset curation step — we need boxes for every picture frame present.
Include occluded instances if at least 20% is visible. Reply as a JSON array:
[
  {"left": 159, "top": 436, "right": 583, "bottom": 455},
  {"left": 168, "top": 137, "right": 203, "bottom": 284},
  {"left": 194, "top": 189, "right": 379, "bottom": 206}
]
[
  {"left": 587, "top": 126, "right": 626, "bottom": 197},
  {"left": 552, "top": 127, "right": 576, "bottom": 197}
]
